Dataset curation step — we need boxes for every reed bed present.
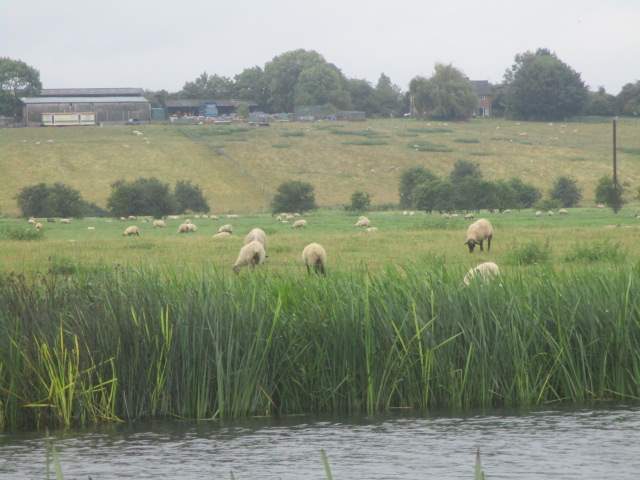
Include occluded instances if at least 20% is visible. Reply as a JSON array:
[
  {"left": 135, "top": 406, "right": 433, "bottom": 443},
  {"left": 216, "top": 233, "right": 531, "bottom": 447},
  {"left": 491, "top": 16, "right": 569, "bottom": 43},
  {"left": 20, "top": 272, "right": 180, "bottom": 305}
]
[{"left": 1, "top": 262, "right": 639, "bottom": 431}]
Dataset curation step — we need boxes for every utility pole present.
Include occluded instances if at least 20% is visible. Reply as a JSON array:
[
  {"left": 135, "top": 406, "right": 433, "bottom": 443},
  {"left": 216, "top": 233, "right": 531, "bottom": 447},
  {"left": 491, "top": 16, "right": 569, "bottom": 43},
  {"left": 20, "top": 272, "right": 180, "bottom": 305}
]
[{"left": 613, "top": 118, "right": 618, "bottom": 188}]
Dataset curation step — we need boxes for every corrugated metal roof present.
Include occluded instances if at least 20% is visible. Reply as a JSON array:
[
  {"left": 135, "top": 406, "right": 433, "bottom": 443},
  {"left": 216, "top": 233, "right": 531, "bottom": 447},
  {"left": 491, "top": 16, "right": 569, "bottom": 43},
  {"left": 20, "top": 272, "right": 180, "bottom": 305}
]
[
  {"left": 40, "top": 88, "right": 144, "bottom": 97},
  {"left": 20, "top": 96, "right": 149, "bottom": 104},
  {"left": 165, "top": 99, "right": 258, "bottom": 108}
]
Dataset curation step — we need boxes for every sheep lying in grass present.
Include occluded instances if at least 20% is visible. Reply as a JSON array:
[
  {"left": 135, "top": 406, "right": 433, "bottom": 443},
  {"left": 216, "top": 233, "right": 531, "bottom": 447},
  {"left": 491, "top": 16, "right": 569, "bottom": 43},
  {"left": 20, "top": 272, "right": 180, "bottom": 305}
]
[
  {"left": 292, "top": 219, "right": 307, "bottom": 228},
  {"left": 463, "top": 262, "right": 500, "bottom": 286},
  {"left": 153, "top": 219, "right": 167, "bottom": 228},
  {"left": 178, "top": 223, "right": 197, "bottom": 233},
  {"left": 302, "top": 243, "right": 327, "bottom": 275},
  {"left": 232, "top": 240, "right": 266, "bottom": 273},
  {"left": 355, "top": 216, "right": 370, "bottom": 227},
  {"left": 218, "top": 224, "right": 233, "bottom": 234},
  {"left": 212, "top": 231, "right": 231, "bottom": 239},
  {"left": 244, "top": 228, "right": 267, "bottom": 249},
  {"left": 128, "top": 215, "right": 137, "bottom": 220},
  {"left": 465, "top": 219, "right": 493, "bottom": 253},
  {"left": 123, "top": 225, "right": 140, "bottom": 236}
]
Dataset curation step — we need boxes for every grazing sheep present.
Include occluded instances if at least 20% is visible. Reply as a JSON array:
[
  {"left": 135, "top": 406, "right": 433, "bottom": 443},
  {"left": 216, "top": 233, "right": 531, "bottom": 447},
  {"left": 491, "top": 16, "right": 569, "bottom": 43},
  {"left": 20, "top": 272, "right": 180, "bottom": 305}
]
[
  {"left": 451, "top": 213, "right": 459, "bottom": 218},
  {"left": 128, "top": 215, "right": 137, "bottom": 220},
  {"left": 365, "top": 227, "right": 378, "bottom": 233},
  {"left": 463, "top": 262, "right": 500, "bottom": 286},
  {"left": 503, "top": 209, "right": 512, "bottom": 214},
  {"left": 547, "top": 210, "right": 555, "bottom": 216},
  {"left": 119, "top": 216, "right": 126, "bottom": 221},
  {"left": 212, "top": 231, "right": 232, "bottom": 239},
  {"left": 409, "top": 211, "right": 415, "bottom": 216},
  {"left": 87, "top": 226, "right": 95, "bottom": 230},
  {"left": 535, "top": 211, "right": 542, "bottom": 217},
  {"left": 210, "top": 215, "right": 219, "bottom": 220},
  {"left": 123, "top": 225, "right": 140, "bottom": 236},
  {"left": 464, "top": 218, "right": 493, "bottom": 253},
  {"left": 34, "top": 222, "right": 43, "bottom": 231},
  {"left": 442, "top": 213, "right": 451, "bottom": 219},
  {"left": 218, "top": 224, "right": 233, "bottom": 234},
  {"left": 302, "top": 242, "right": 327, "bottom": 275},
  {"left": 293, "top": 212, "right": 301, "bottom": 217},
  {"left": 355, "top": 216, "right": 370, "bottom": 227},
  {"left": 227, "top": 214, "right": 239, "bottom": 219},
  {"left": 28, "top": 217, "right": 36, "bottom": 224},
  {"left": 153, "top": 219, "right": 167, "bottom": 228},
  {"left": 167, "top": 215, "right": 180, "bottom": 220},
  {"left": 464, "top": 213, "right": 475, "bottom": 220},
  {"left": 232, "top": 240, "right": 266, "bottom": 273},
  {"left": 178, "top": 223, "right": 197, "bottom": 233},
  {"left": 402, "top": 211, "right": 409, "bottom": 216},
  {"left": 596, "top": 203, "right": 605, "bottom": 209},
  {"left": 60, "top": 218, "right": 71, "bottom": 224},
  {"left": 558, "top": 208, "right": 568, "bottom": 215},
  {"left": 285, "top": 213, "right": 295, "bottom": 221},
  {"left": 244, "top": 228, "right": 267, "bottom": 249},
  {"left": 292, "top": 219, "right": 307, "bottom": 228}
]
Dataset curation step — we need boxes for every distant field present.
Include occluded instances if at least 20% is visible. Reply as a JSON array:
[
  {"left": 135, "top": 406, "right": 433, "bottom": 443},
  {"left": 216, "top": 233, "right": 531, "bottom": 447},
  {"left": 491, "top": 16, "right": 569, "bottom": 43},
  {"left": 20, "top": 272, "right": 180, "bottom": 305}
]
[
  {"left": 1, "top": 208, "right": 638, "bottom": 274},
  {"left": 1, "top": 118, "right": 640, "bottom": 215}
]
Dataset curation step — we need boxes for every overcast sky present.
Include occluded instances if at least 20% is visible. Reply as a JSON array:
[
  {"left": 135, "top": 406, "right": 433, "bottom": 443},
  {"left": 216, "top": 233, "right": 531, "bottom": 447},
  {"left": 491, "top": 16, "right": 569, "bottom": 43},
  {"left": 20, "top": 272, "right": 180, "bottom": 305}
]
[{"left": 1, "top": 0, "right": 638, "bottom": 93}]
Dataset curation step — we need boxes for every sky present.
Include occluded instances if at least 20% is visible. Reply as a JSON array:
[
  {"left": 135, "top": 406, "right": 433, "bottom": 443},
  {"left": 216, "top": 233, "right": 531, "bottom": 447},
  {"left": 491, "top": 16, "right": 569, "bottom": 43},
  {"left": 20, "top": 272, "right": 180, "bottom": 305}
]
[{"left": 1, "top": 0, "right": 638, "bottom": 94}]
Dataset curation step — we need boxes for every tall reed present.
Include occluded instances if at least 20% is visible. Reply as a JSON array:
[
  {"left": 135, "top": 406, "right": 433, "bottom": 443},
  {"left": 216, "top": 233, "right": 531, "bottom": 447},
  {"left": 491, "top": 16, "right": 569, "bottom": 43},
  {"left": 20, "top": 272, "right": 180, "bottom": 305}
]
[{"left": 1, "top": 262, "right": 639, "bottom": 430}]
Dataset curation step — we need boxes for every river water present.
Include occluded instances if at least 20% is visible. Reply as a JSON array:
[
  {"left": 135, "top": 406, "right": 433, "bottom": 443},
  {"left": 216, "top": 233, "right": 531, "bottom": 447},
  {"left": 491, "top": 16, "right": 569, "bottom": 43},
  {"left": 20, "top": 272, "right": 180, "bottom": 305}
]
[{"left": 1, "top": 406, "right": 639, "bottom": 479}]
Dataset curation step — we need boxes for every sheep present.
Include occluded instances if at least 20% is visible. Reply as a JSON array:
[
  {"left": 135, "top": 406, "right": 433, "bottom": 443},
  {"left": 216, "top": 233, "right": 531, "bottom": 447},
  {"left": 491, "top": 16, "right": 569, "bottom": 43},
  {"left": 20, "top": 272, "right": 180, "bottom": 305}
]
[
  {"left": 503, "top": 209, "right": 512, "bottom": 214},
  {"left": 451, "top": 213, "right": 459, "bottom": 218},
  {"left": 547, "top": 210, "right": 555, "bottom": 216},
  {"left": 409, "top": 211, "right": 415, "bottom": 216},
  {"left": 464, "top": 218, "right": 493, "bottom": 253},
  {"left": 293, "top": 212, "right": 301, "bottom": 217},
  {"left": 302, "top": 242, "right": 327, "bottom": 275},
  {"left": 178, "top": 223, "right": 197, "bottom": 233},
  {"left": 34, "top": 222, "right": 43, "bottom": 231},
  {"left": 227, "top": 214, "right": 239, "bottom": 219},
  {"left": 285, "top": 213, "right": 296, "bottom": 221},
  {"left": 355, "top": 216, "right": 370, "bottom": 228},
  {"left": 123, "top": 225, "right": 140, "bottom": 236},
  {"left": 535, "top": 211, "right": 542, "bottom": 217},
  {"left": 442, "top": 213, "right": 451, "bottom": 219},
  {"left": 596, "top": 203, "right": 605, "bottom": 209},
  {"left": 87, "top": 226, "right": 95, "bottom": 230},
  {"left": 119, "top": 216, "right": 127, "bottom": 221},
  {"left": 464, "top": 213, "right": 475, "bottom": 220},
  {"left": 292, "top": 219, "right": 307, "bottom": 228},
  {"left": 28, "top": 217, "right": 36, "bottom": 224},
  {"left": 463, "top": 262, "right": 500, "bottom": 286},
  {"left": 153, "top": 219, "right": 167, "bottom": 228},
  {"left": 244, "top": 228, "right": 267, "bottom": 249},
  {"left": 128, "top": 215, "right": 137, "bottom": 220},
  {"left": 218, "top": 224, "right": 233, "bottom": 234},
  {"left": 232, "top": 240, "right": 266, "bottom": 273},
  {"left": 212, "top": 231, "right": 232, "bottom": 239},
  {"left": 167, "top": 215, "right": 180, "bottom": 220},
  {"left": 60, "top": 218, "right": 71, "bottom": 224},
  {"left": 402, "top": 211, "right": 409, "bottom": 216},
  {"left": 210, "top": 215, "right": 219, "bottom": 220},
  {"left": 365, "top": 227, "right": 378, "bottom": 233},
  {"left": 558, "top": 208, "right": 568, "bottom": 215}
]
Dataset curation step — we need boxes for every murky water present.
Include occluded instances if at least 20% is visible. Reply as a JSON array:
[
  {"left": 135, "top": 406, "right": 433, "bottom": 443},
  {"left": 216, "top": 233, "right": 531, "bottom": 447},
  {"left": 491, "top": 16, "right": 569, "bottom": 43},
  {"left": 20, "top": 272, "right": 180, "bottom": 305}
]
[{"left": 1, "top": 406, "right": 639, "bottom": 479}]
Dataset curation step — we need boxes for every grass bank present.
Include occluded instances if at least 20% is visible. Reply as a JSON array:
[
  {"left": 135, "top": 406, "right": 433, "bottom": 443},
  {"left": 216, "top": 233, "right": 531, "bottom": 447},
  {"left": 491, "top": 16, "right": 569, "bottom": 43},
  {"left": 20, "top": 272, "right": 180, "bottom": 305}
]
[{"left": 1, "top": 262, "right": 639, "bottom": 431}]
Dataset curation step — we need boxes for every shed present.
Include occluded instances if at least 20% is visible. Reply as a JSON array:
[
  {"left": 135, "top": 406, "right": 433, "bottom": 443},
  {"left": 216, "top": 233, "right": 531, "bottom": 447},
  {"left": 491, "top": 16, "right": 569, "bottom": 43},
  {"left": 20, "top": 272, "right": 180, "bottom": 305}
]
[{"left": 165, "top": 99, "right": 258, "bottom": 117}]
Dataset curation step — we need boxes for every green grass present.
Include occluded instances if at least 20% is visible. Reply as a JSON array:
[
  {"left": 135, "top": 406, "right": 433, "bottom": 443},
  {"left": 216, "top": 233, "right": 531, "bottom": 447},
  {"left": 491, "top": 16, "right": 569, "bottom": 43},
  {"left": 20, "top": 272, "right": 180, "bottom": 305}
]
[
  {"left": 1, "top": 118, "right": 640, "bottom": 215},
  {"left": 454, "top": 138, "right": 480, "bottom": 144},
  {"left": 409, "top": 141, "right": 453, "bottom": 152}
]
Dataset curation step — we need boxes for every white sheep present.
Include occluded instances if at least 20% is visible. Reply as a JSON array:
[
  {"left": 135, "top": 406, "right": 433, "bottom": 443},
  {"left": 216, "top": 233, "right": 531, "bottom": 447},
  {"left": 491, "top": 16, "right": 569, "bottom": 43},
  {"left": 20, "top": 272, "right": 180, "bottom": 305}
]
[
  {"left": 128, "top": 215, "right": 137, "bottom": 220},
  {"left": 28, "top": 217, "right": 36, "bottom": 224},
  {"left": 212, "top": 231, "right": 232, "bottom": 239},
  {"left": 232, "top": 240, "right": 266, "bottom": 273},
  {"left": 123, "top": 225, "right": 140, "bottom": 236},
  {"left": 409, "top": 211, "right": 415, "bottom": 216},
  {"left": 596, "top": 204, "right": 605, "bottom": 209},
  {"left": 210, "top": 214, "right": 219, "bottom": 220},
  {"left": 218, "top": 224, "right": 233, "bottom": 234},
  {"left": 402, "top": 211, "right": 409, "bottom": 216},
  {"left": 87, "top": 226, "right": 95, "bottom": 230},
  {"left": 365, "top": 227, "right": 378, "bottom": 233},
  {"left": 34, "top": 222, "right": 43, "bottom": 231},
  {"left": 227, "top": 214, "right": 239, "bottom": 219},
  {"left": 535, "top": 211, "right": 542, "bottom": 217},
  {"left": 464, "top": 213, "right": 475, "bottom": 220},
  {"left": 178, "top": 223, "right": 197, "bottom": 233},
  {"left": 292, "top": 219, "right": 307, "bottom": 228},
  {"left": 244, "top": 228, "right": 267, "bottom": 249},
  {"left": 465, "top": 218, "right": 493, "bottom": 253},
  {"left": 558, "top": 208, "right": 568, "bottom": 215},
  {"left": 547, "top": 210, "right": 555, "bottom": 216},
  {"left": 503, "top": 209, "right": 512, "bottom": 214},
  {"left": 60, "top": 218, "right": 71, "bottom": 224},
  {"left": 355, "top": 216, "right": 370, "bottom": 227},
  {"left": 153, "top": 219, "right": 167, "bottom": 228},
  {"left": 463, "top": 262, "right": 500, "bottom": 286},
  {"left": 302, "top": 242, "right": 327, "bottom": 275}
]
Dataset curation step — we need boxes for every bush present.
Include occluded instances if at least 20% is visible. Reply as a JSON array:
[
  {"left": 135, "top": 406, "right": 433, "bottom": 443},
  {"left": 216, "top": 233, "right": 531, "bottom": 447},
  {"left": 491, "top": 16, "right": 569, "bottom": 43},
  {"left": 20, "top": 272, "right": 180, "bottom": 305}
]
[
  {"left": 348, "top": 191, "right": 371, "bottom": 212},
  {"left": 107, "top": 178, "right": 176, "bottom": 218},
  {"left": 564, "top": 240, "right": 625, "bottom": 263},
  {"left": 174, "top": 180, "right": 210, "bottom": 214},
  {"left": 449, "top": 160, "right": 482, "bottom": 183},
  {"left": 506, "top": 240, "right": 552, "bottom": 265},
  {"left": 507, "top": 178, "right": 542, "bottom": 208},
  {"left": 16, "top": 183, "right": 86, "bottom": 218},
  {"left": 595, "top": 176, "right": 624, "bottom": 213},
  {"left": 0, "top": 225, "right": 43, "bottom": 241},
  {"left": 271, "top": 180, "right": 317, "bottom": 213},
  {"left": 536, "top": 198, "right": 561, "bottom": 211},
  {"left": 550, "top": 176, "right": 582, "bottom": 207},
  {"left": 399, "top": 166, "right": 437, "bottom": 208}
]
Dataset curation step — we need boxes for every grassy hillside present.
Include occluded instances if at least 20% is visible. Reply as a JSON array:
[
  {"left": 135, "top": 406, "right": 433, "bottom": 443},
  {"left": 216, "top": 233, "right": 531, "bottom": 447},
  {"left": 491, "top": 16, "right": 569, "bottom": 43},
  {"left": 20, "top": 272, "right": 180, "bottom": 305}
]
[{"left": 1, "top": 118, "right": 639, "bottom": 215}]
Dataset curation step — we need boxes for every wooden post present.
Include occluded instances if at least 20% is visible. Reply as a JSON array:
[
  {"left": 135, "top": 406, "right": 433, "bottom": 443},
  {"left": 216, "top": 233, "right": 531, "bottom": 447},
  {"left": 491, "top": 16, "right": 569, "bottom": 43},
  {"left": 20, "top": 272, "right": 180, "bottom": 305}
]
[{"left": 613, "top": 118, "right": 617, "bottom": 188}]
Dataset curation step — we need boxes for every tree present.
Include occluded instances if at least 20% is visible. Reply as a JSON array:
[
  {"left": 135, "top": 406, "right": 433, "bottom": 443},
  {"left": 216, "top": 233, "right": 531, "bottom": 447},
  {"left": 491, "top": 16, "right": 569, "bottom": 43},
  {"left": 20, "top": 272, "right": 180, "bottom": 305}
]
[
  {"left": 0, "top": 57, "right": 42, "bottom": 118},
  {"left": 373, "top": 73, "right": 403, "bottom": 117},
  {"left": 271, "top": 181, "right": 317, "bottom": 213},
  {"left": 595, "top": 176, "right": 624, "bottom": 213},
  {"left": 348, "top": 191, "right": 371, "bottom": 211},
  {"left": 174, "top": 180, "right": 210, "bottom": 213},
  {"left": 504, "top": 48, "right": 588, "bottom": 120},
  {"left": 409, "top": 64, "right": 477, "bottom": 120},
  {"left": 294, "top": 63, "right": 350, "bottom": 109},
  {"left": 180, "top": 72, "right": 234, "bottom": 99},
  {"left": 107, "top": 178, "right": 175, "bottom": 217},
  {"left": 507, "top": 178, "right": 541, "bottom": 208},
  {"left": 234, "top": 66, "right": 269, "bottom": 107},
  {"left": 450, "top": 160, "right": 482, "bottom": 184},
  {"left": 16, "top": 183, "right": 85, "bottom": 218},
  {"left": 584, "top": 87, "right": 616, "bottom": 116},
  {"left": 347, "top": 79, "right": 377, "bottom": 116},
  {"left": 413, "top": 178, "right": 455, "bottom": 213},
  {"left": 399, "top": 166, "right": 437, "bottom": 208},
  {"left": 617, "top": 81, "right": 640, "bottom": 116},
  {"left": 550, "top": 176, "right": 582, "bottom": 207}
]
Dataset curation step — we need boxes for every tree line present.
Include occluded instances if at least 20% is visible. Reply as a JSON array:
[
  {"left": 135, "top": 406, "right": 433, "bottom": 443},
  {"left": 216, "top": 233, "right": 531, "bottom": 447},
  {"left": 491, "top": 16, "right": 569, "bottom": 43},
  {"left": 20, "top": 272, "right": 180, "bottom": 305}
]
[{"left": 3, "top": 48, "right": 639, "bottom": 121}]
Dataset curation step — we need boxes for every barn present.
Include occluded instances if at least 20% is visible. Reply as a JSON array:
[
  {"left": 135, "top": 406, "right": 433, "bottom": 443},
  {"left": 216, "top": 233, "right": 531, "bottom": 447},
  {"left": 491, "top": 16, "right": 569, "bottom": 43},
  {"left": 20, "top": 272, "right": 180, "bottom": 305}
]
[{"left": 20, "top": 88, "right": 151, "bottom": 126}]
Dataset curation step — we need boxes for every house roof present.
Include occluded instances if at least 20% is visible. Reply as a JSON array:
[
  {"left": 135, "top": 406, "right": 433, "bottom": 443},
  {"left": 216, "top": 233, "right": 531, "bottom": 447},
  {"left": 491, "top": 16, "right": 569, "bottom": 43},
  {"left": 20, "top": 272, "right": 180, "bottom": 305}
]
[
  {"left": 471, "top": 80, "right": 493, "bottom": 96},
  {"left": 20, "top": 96, "right": 149, "bottom": 104},
  {"left": 40, "top": 88, "right": 144, "bottom": 97},
  {"left": 165, "top": 99, "right": 257, "bottom": 108}
]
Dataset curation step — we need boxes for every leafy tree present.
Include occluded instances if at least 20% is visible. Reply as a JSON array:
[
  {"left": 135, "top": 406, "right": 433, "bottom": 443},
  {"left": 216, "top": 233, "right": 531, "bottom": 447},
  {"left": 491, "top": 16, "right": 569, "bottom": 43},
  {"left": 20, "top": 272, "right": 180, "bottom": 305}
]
[
  {"left": 409, "top": 64, "right": 477, "bottom": 120},
  {"left": 234, "top": 66, "right": 269, "bottom": 107},
  {"left": 373, "top": 73, "right": 403, "bottom": 117},
  {"left": 550, "top": 176, "right": 582, "bottom": 207},
  {"left": 399, "top": 166, "right": 437, "bottom": 208},
  {"left": 504, "top": 48, "right": 588, "bottom": 120},
  {"left": 16, "top": 183, "right": 85, "bottom": 218},
  {"left": 453, "top": 178, "right": 497, "bottom": 211},
  {"left": 450, "top": 160, "right": 482, "bottom": 183},
  {"left": 107, "top": 178, "right": 175, "bottom": 217},
  {"left": 0, "top": 57, "right": 42, "bottom": 118},
  {"left": 585, "top": 87, "right": 616, "bottom": 116},
  {"left": 174, "top": 180, "right": 210, "bottom": 213},
  {"left": 294, "top": 63, "right": 351, "bottom": 109},
  {"left": 348, "top": 191, "right": 371, "bottom": 211},
  {"left": 413, "top": 178, "right": 455, "bottom": 213},
  {"left": 617, "top": 81, "right": 640, "bottom": 116},
  {"left": 595, "top": 176, "right": 624, "bottom": 213},
  {"left": 180, "top": 72, "right": 234, "bottom": 99},
  {"left": 271, "top": 180, "right": 317, "bottom": 213},
  {"left": 507, "top": 178, "right": 542, "bottom": 208},
  {"left": 347, "top": 79, "right": 377, "bottom": 115}
]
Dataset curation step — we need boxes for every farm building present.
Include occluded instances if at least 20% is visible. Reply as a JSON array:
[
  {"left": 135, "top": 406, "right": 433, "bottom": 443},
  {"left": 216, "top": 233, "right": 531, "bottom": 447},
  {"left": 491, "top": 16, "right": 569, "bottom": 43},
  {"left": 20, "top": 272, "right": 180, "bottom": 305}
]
[
  {"left": 20, "top": 88, "right": 151, "bottom": 126},
  {"left": 471, "top": 81, "right": 494, "bottom": 117},
  {"left": 164, "top": 99, "right": 258, "bottom": 117}
]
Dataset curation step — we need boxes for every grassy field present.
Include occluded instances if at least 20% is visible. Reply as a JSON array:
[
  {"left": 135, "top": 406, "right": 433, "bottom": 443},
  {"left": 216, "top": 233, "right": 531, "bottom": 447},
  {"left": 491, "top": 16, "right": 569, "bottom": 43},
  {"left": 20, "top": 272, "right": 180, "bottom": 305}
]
[
  {"left": 0, "top": 207, "right": 639, "bottom": 274},
  {"left": 1, "top": 117, "right": 640, "bottom": 215}
]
